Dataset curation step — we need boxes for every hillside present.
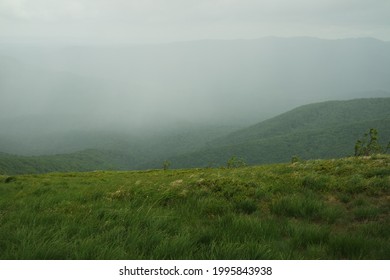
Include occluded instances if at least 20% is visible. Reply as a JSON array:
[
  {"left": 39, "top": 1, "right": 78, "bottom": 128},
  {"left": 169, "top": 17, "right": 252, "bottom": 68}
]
[
  {"left": 162, "top": 98, "right": 390, "bottom": 169},
  {"left": 211, "top": 98, "right": 390, "bottom": 146},
  {"left": 0, "top": 125, "right": 239, "bottom": 174},
  {"left": 0, "top": 150, "right": 134, "bottom": 175},
  {"left": 1, "top": 97, "right": 389, "bottom": 174},
  {"left": 1, "top": 155, "right": 389, "bottom": 259}
]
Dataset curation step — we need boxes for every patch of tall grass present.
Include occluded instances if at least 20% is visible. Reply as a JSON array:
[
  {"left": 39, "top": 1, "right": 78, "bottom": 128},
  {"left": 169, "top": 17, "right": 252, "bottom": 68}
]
[{"left": 0, "top": 155, "right": 389, "bottom": 259}]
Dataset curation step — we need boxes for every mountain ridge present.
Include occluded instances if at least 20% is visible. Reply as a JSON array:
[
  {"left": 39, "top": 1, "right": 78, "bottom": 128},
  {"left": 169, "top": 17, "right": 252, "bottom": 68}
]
[
  {"left": 143, "top": 97, "right": 390, "bottom": 169},
  {"left": 1, "top": 97, "right": 389, "bottom": 174},
  {"left": 209, "top": 97, "right": 390, "bottom": 147}
]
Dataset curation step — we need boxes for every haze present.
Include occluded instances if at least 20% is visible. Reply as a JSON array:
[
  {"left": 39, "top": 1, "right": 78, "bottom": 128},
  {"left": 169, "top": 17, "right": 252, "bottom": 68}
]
[
  {"left": 1, "top": 0, "right": 390, "bottom": 44},
  {"left": 1, "top": 0, "right": 390, "bottom": 155}
]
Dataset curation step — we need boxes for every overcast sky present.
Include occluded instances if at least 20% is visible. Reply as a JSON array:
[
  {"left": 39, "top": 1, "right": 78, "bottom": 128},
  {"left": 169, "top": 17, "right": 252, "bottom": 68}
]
[{"left": 1, "top": 0, "right": 390, "bottom": 44}]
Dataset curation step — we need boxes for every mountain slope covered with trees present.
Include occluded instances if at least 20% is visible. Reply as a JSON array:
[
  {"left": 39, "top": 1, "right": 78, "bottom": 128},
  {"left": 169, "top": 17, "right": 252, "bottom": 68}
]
[
  {"left": 157, "top": 98, "right": 390, "bottom": 168},
  {"left": 0, "top": 98, "right": 389, "bottom": 174}
]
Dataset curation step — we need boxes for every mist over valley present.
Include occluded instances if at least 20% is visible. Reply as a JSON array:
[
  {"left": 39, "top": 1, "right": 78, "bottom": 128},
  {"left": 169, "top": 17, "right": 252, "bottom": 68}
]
[{"left": 1, "top": 37, "right": 389, "bottom": 165}]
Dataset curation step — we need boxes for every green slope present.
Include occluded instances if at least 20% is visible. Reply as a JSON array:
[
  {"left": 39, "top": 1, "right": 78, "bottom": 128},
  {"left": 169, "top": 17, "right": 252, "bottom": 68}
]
[
  {"left": 163, "top": 98, "right": 390, "bottom": 168},
  {"left": 0, "top": 125, "right": 239, "bottom": 175},
  {"left": 0, "top": 149, "right": 136, "bottom": 175},
  {"left": 1, "top": 98, "right": 389, "bottom": 173},
  {"left": 165, "top": 119, "right": 389, "bottom": 168},
  {"left": 211, "top": 98, "right": 390, "bottom": 146},
  {"left": 1, "top": 155, "right": 389, "bottom": 259}
]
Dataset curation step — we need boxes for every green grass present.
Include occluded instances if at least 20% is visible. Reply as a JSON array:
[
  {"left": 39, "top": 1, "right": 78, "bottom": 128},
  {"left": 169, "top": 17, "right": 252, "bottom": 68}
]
[{"left": 0, "top": 155, "right": 389, "bottom": 259}]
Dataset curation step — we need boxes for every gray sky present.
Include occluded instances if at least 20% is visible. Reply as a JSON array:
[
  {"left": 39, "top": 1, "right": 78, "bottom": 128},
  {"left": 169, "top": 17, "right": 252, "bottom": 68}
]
[{"left": 1, "top": 0, "right": 389, "bottom": 44}]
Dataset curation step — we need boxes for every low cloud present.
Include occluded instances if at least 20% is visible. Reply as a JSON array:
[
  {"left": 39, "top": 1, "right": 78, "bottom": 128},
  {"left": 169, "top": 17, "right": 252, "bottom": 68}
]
[{"left": 0, "top": 0, "right": 389, "bottom": 43}]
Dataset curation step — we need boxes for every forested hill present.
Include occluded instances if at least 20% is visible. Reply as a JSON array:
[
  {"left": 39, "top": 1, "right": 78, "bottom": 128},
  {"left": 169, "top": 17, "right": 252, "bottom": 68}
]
[
  {"left": 1, "top": 98, "right": 389, "bottom": 174},
  {"left": 0, "top": 125, "right": 239, "bottom": 175},
  {"left": 210, "top": 98, "right": 390, "bottom": 147},
  {"left": 158, "top": 98, "right": 390, "bottom": 169}
]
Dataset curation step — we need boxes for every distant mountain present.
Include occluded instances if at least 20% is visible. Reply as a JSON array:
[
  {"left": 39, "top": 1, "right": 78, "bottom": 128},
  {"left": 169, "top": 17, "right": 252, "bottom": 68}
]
[
  {"left": 210, "top": 97, "right": 390, "bottom": 147},
  {"left": 0, "top": 125, "right": 239, "bottom": 174},
  {"left": 156, "top": 98, "right": 390, "bottom": 168},
  {"left": 1, "top": 97, "right": 389, "bottom": 174}
]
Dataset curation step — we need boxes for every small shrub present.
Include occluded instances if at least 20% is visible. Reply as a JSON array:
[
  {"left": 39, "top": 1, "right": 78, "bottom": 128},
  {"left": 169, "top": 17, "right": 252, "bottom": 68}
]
[
  {"left": 4, "top": 176, "right": 16, "bottom": 183},
  {"left": 194, "top": 228, "right": 217, "bottom": 246},
  {"left": 354, "top": 128, "right": 383, "bottom": 156},
  {"left": 291, "top": 155, "right": 301, "bottom": 163},
  {"left": 226, "top": 156, "right": 246, "bottom": 168},
  {"left": 162, "top": 160, "right": 171, "bottom": 170},
  {"left": 337, "top": 193, "right": 352, "bottom": 203}
]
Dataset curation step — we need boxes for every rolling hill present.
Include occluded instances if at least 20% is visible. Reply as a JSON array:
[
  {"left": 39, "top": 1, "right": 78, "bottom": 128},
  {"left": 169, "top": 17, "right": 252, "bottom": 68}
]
[
  {"left": 0, "top": 125, "right": 239, "bottom": 174},
  {"left": 210, "top": 97, "right": 390, "bottom": 146},
  {"left": 0, "top": 97, "right": 389, "bottom": 174},
  {"left": 154, "top": 98, "right": 390, "bottom": 168}
]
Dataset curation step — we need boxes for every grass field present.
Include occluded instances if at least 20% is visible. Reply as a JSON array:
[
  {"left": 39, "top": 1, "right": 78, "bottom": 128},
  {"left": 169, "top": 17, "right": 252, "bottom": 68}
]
[{"left": 0, "top": 155, "right": 389, "bottom": 259}]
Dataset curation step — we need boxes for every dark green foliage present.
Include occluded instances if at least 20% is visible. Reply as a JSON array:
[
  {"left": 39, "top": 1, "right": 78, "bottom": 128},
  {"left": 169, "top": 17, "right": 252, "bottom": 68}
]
[
  {"left": 386, "top": 142, "right": 390, "bottom": 153},
  {"left": 166, "top": 98, "right": 390, "bottom": 169},
  {"left": 226, "top": 156, "right": 247, "bottom": 168},
  {"left": 4, "top": 176, "right": 16, "bottom": 183},
  {"left": 355, "top": 128, "right": 384, "bottom": 156},
  {"left": 291, "top": 155, "right": 301, "bottom": 163},
  {"left": 162, "top": 160, "right": 171, "bottom": 170}
]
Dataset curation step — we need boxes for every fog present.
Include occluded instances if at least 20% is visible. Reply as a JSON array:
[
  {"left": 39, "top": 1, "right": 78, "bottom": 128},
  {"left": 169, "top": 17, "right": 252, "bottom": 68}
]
[
  {"left": 1, "top": 0, "right": 390, "bottom": 43},
  {"left": 1, "top": 38, "right": 390, "bottom": 128},
  {"left": 1, "top": 1, "right": 390, "bottom": 155}
]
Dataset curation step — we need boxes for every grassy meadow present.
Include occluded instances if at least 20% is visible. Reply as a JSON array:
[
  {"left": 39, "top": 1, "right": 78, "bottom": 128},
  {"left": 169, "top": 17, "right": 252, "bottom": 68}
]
[{"left": 0, "top": 155, "right": 389, "bottom": 259}]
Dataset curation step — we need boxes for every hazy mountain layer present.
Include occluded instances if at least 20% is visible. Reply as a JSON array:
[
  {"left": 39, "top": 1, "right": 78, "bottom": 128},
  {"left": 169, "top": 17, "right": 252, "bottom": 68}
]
[
  {"left": 209, "top": 98, "right": 390, "bottom": 147},
  {"left": 1, "top": 98, "right": 389, "bottom": 174},
  {"left": 152, "top": 98, "right": 390, "bottom": 168},
  {"left": 0, "top": 125, "right": 239, "bottom": 174}
]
